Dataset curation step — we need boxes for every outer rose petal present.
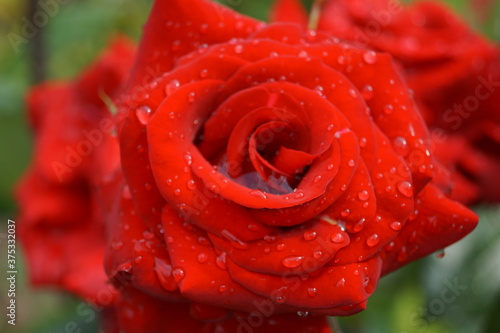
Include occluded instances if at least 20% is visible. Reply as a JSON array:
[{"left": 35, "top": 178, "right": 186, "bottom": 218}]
[
  {"left": 381, "top": 184, "right": 478, "bottom": 275},
  {"left": 107, "top": 287, "right": 332, "bottom": 333}
]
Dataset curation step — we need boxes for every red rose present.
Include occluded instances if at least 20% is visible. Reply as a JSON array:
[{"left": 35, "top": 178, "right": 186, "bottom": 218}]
[
  {"left": 102, "top": 0, "right": 477, "bottom": 331},
  {"left": 16, "top": 38, "right": 135, "bottom": 303},
  {"left": 272, "top": 0, "right": 500, "bottom": 204}
]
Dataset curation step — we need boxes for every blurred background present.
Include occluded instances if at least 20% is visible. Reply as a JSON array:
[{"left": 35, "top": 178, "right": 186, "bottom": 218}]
[{"left": 0, "top": 0, "right": 499, "bottom": 332}]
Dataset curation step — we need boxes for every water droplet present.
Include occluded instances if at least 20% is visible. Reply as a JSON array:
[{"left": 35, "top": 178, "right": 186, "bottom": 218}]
[
  {"left": 275, "top": 295, "right": 285, "bottom": 303},
  {"left": 303, "top": 230, "right": 318, "bottom": 241},
  {"left": 276, "top": 243, "right": 286, "bottom": 251},
  {"left": 313, "top": 175, "right": 322, "bottom": 183},
  {"left": 167, "top": 236, "right": 174, "bottom": 243},
  {"left": 348, "top": 89, "right": 357, "bottom": 98},
  {"left": 396, "top": 181, "right": 414, "bottom": 198},
  {"left": 383, "top": 104, "right": 394, "bottom": 115},
  {"left": 200, "top": 69, "right": 209, "bottom": 78},
  {"left": 199, "top": 23, "right": 208, "bottom": 33},
  {"left": 186, "top": 180, "right": 196, "bottom": 190},
  {"left": 361, "top": 85, "right": 374, "bottom": 100},
  {"left": 249, "top": 189, "right": 267, "bottom": 199},
  {"left": 307, "top": 287, "right": 317, "bottom": 297},
  {"left": 327, "top": 124, "right": 334, "bottom": 131},
  {"left": 264, "top": 234, "right": 277, "bottom": 243},
  {"left": 282, "top": 256, "right": 305, "bottom": 268},
  {"left": 366, "top": 234, "right": 380, "bottom": 247},
  {"left": 174, "top": 189, "right": 181, "bottom": 196},
  {"left": 135, "top": 106, "right": 152, "bottom": 125},
  {"left": 362, "top": 50, "right": 378, "bottom": 64},
  {"left": 311, "top": 251, "right": 324, "bottom": 262},
  {"left": 197, "top": 253, "right": 208, "bottom": 264},
  {"left": 358, "top": 190, "right": 369, "bottom": 201},
  {"left": 234, "top": 44, "right": 243, "bottom": 54},
  {"left": 348, "top": 159, "right": 355, "bottom": 167},
  {"left": 216, "top": 253, "right": 227, "bottom": 270},
  {"left": 336, "top": 277, "right": 346, "bottom": 287},
  {"left": 144, "top": 183, "right": 152, "bottom": 190},
  {"left": 337, "top": 55, "right": 346, "bottom": 65},
  {"left": 359, "top": 137, "right": 367, "bottom": 148},
  {"left": 353, "top": 218, "right": 366, "bottom": 232},
  {"left": 297, "top": 311, "right": 309, "bottom": 317},
  {"left": 390, "top": 221, "right": 402, "bottom": 231},
  {"left": 341, "top": 209, "right": 350, "bottom": 217},
  {"left": 187, "top": 92, "right": 196, "bottom": 103},
  {"left": 435, "top": 249, "right": 445, "bottom": 259},
  {"left": 393, "top": 137, "right": 409, "bottom": 156},
  {"left": 294, "top": 192, "right": 304, "bottom": 199},
  {"left": 172, "top": 267, "right": 185, "bottom": 282},
  {"left": 154, "top": 258, "right": 176, "bottom": 291},
  {"left": 331, "top": 233, "right": 345, "bottom": 244},
  {"left": 327, "top": 164, "right": 335, "bottom": 171},
  {"left": 165, "top": 80, "right": 181, "bottom": 96},
  {"left": 218, "top": 284, "right": 227, "bottom": 293}
]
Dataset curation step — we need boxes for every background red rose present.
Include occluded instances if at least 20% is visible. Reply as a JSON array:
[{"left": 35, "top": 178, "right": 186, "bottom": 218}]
[
  {"left": 271, "top": 0, "right": 500, "bottom": 204},
  {"left": 16, "top": 37, "right": 134, "bottom": 304}
]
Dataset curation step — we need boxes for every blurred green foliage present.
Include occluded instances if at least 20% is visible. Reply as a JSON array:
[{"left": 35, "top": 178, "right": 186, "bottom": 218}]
[{"left": 0, "top": 0, "right": 498, "bottom": 332}]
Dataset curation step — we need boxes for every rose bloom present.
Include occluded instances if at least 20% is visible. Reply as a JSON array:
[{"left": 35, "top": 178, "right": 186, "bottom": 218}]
[
  {"left": 272, "top": 0, "right": 500, "bottom": 204},
  {"left": 17, "top": 0, "right": 480, "bottom": 332},
  {"left": 106, "top": 0, "right": 476, "bottom": 331}
]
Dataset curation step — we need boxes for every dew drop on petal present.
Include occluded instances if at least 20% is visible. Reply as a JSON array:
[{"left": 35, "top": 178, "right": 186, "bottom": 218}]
[
  {"left": 362, "top": 50, "right": 378, "bottom": 64},
  {"left": 187, "top": 91, "right": 196, "bottom": 103},
  {"left": 294, "top": 192, "right": 305, "bottom": 199},
  {"left": 282, "top": 256, "right": 305, "bottom": 268},
  {"left": 197, "top": 253, "right": 208, "bottom": 264},
  {"left": 276, "top": 243, "right": 286, "bottom": 251},
  {"left": 313, "top": 251, "right": 323, "bottom": 259},
  {"left": 307, "top": 287, "right": 317, "bottom": 297},
  {"left": 186, "top": 180, "right": 196, "bottom": 190},
  {"left": 361, "top": 85, "right": 374, "bottom": 100},
  {"left": 249, "top": 189, "right": 267, "bottom": 199},
  {"left": 366, "top": 234, "right": 380, "bottom": 247},
  {"left": 393, "top": 137, "right": 409, "bottom": 156},
  {"left": 303, "top": 230, "right": 318, "bottom": 241},
  {"left": 200, "top": 69, "right": 209, "bottom": 78},
  {"left": 383, "top": 104, "right": 394, "bottom": 115},
  {"left": 435, "top": 249, "right": 445, "bottom": 259},
  {"left": 331, "top": 232, "right": 345, "bottom": 244},
  {"left": 313, "top": 175, "right": 322, "bottom": 183},
  {"left": 397, "top": 181, "right": 414, "bottom": 198},
  {"left": 172, "top": 267, "right": 185, "bottom": 282},
  {"left": 389, "top": 221, "right": 402, "bottom": 231},
  {"left": 336, "top": 278, "right": 346, "bottom": 287},
  {"left": 234, "top": 44, "right": 244, "bottom": 54},
  {"left": 135, "top": 106, "right": 152, "bottom": 125},
  {"left": 358, "top": 190, "right": 369, "bottom": 201},
  {"left": 165, "top": 80, "right": 181, "bottom": 96}
]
